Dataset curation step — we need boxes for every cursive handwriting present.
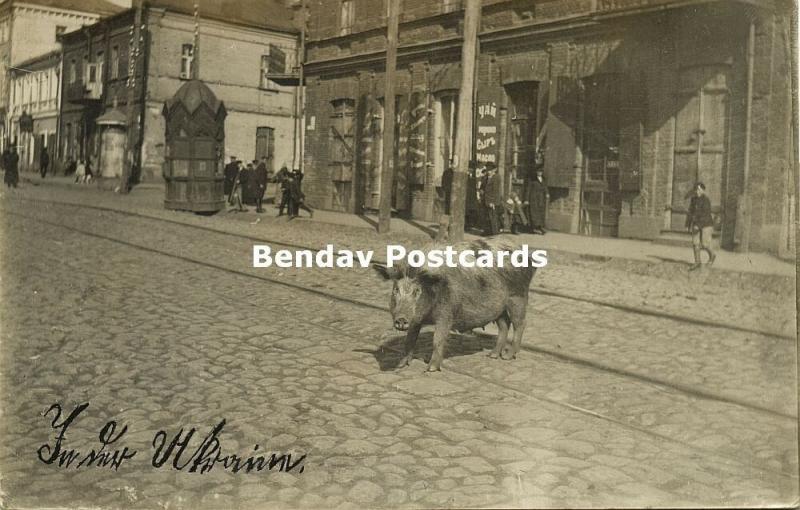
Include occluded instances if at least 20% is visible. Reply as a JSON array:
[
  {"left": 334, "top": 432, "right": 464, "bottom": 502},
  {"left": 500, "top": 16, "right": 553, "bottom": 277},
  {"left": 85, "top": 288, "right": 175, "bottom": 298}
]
[
  {"left": 37, "top": 402, "right": 307, "bottom": 475},
  {"left": 37, "top": 402, "right": 137, "bottom": 470}
]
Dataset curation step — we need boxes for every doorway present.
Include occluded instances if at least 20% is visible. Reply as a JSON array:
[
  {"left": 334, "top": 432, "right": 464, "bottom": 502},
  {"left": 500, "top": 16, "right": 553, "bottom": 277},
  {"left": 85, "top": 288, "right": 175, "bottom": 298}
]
[
  {"left": 670, "top": 65, "right": 729, "bottom": 231},
  {"left": 580, "top": 74, "right": 622, "bottom": 237}
]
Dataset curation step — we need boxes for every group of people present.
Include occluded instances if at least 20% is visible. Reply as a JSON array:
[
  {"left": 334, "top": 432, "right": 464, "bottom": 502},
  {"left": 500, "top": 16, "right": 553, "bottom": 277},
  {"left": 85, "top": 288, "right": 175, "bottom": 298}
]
[
  {"left": 470, "top": 155, "right": 548, "bottom": 237},
  {"left": 223, "top": 156, "right": 313, "bottom": 219}
]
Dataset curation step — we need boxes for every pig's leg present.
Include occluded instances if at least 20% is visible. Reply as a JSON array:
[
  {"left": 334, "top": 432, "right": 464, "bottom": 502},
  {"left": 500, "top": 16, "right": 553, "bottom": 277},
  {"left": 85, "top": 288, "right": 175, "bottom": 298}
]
[
  {"left": 398, "top": 323, "right": 421, "bottom": 368},
  {"left": 489, "top": 314, "right": 510, "bottom": 359},
  {"left": 503, "top": 297, "right": 528, "bottom": 360},
  {"left": 427, "top": 319, "right": 452, "bottom": 372}
]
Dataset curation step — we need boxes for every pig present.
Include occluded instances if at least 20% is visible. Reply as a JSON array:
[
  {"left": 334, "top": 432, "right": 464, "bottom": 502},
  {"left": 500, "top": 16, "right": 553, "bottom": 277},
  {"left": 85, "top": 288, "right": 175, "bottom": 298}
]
[{"left": 372, "top": 238, "right": 536, "bottom": 371}]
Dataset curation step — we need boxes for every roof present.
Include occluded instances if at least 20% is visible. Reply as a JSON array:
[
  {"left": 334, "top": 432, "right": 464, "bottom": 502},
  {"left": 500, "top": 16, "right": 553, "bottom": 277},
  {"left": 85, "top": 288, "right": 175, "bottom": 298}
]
[
  {"left": 149, "top": 0, "right": 298, "bottom": 34},
  {"left": 14, "top": 0, "right": 125, "bottom": 16},
  {"left": 11, "top": 49, "right": 60, "bottom": 73},
  {"left": 96, "top": 107, "right": 127, "bottom": 126},
  {"left": 164, "top": 79, "right": 225, "bottom": 115}
]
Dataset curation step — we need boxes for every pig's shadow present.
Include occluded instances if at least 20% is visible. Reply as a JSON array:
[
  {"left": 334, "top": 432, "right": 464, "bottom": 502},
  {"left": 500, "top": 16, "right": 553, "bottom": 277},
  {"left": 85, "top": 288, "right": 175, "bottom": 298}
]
[{"left": 355, "top": 330, "right": 496, "bottom": 371}]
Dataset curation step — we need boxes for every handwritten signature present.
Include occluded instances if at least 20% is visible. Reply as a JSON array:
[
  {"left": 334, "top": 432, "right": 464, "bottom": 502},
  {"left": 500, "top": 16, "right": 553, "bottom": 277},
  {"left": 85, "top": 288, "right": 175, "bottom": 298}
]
[{"left": 37, "top": 402, "right": 306, "bottom": 474}]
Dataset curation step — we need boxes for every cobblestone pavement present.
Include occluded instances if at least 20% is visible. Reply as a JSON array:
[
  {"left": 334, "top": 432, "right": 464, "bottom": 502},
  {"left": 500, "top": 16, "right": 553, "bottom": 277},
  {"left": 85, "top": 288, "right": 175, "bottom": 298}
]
[
  {"left": 7, "top": 184, "right": 796, "bottom": 339},
  {"left": 0, "top": 196, "right": 797, "bottom": 509}
]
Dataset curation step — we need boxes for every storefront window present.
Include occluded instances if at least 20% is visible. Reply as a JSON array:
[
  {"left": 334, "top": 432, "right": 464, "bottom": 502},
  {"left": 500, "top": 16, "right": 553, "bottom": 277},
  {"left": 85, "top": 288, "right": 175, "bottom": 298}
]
[{"left": 434, "top": 91, "right": 458, "bottom": 186}]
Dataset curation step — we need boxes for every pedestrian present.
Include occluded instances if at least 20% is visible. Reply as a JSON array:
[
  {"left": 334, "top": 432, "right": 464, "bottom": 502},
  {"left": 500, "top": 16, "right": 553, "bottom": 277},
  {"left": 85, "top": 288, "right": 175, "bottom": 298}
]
[
  {"left": 525, "top": 154, "right": 547, "bottom": 235},
  {"left": 40, "top": 147, "right": 50, "bottom": 179},
  {"left": 481, "top": 162, "right": 501, "bottom": 236},
  {"left": 5, "top": 147, "right": 19, "bottom": 188},
  {"left": 288, "top": 169, "right": 314, "bottom": 219},
  {"left": 240, "top": 163, "right": 254, "bottom": 205},
  {"left": 276, "top": 165, "right": 291, "bottom": 216},
  {"left": 75, "top": 159, "right": 86, "bottom": 183},
  {"left": 84, "top": 157, "right": 94, "bottom": 184},
  {"left": 441, "top": 163, "right": 454, "bottom": 215},
  {"left": 254, "top": 157, "right": 269, "bottom": 213},
  {"left": 227, "top": 160, "right": 246, "bottom": 212},
  {"left": 686, "top": 181, "right": 716, "bottom": 270},
  {"left": 223, "top": 156, "right": 238, "bottom": 197},
  {"left": 503, "top": 190, "right": 529, "bottom": 234}
]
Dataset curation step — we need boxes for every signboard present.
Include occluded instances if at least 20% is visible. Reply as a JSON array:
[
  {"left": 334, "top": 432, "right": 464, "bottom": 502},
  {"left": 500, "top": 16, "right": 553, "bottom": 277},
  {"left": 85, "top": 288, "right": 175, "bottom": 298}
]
[
  {"left": 475, "top": 100, "right": 498, "bottom": 165},
  {"left": 269, "top": 44, "right": 286, "bottom": 75}
]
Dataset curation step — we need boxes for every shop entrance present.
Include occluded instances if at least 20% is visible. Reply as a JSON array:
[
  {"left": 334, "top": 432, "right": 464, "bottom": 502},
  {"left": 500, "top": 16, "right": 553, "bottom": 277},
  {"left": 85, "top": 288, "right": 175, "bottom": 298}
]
[{"left": 580, "top": 74, "right": 622, "bottom": 237}]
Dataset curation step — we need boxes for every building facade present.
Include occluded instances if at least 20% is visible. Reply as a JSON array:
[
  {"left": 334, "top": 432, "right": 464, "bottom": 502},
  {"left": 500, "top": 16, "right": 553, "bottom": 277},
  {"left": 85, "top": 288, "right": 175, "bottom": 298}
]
[
  {"left": 301, "top": 0, "right": 796, "bottom": 257},
  {"left": 58, "top": 0, "right": 299, "bottom": 182},
  {"left": 0, "top": 0, "right": 123, "bottom": 152}
]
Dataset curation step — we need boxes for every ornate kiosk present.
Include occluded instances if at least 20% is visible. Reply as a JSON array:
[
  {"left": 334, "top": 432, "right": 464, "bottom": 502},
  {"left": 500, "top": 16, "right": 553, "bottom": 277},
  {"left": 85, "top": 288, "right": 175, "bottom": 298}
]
[{"left": 162, "top": 79, "right": 227, "bottom": 212}]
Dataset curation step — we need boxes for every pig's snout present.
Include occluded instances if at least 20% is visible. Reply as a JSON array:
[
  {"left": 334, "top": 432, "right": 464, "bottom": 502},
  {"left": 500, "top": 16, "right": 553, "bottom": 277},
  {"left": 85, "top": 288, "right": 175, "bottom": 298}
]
[{"left": 394, "top": 318, "right": 410, "bottom": 331}]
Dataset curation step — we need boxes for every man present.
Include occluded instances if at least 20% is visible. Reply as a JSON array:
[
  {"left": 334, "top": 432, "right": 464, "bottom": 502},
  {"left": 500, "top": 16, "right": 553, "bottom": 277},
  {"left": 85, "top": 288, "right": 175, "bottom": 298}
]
[
  {"left": 223, "top": 156, "right": 238, "bottom": 198},
  {"left": 254, "top": 157, "right": 269, "bottom": 213},
  {"left": 6, "top": 147, "right": 19, "bottom": 188},
  {"left": 276, "top": 165, "right": 291, "bottom": 216},
  {"left": 288, "top": 168, "right": 314, "bottom": 219},
  {"left": 227, "top": 160, "right": 246, "bottom": 212},
  {"left": 481, "top": 162, "right": 501, "bottom": 236},
  {"left": 525, "top": 152, "right": 547, "bottom": 235},
  {"left": 441, "top": 163, "right": 454, "bottom": 215},
  {"left": 40, "top": 147, "right": 50, "bottom": 178},
  {"left": 686, "top": 182, "right": 716, "bottom": 270}
]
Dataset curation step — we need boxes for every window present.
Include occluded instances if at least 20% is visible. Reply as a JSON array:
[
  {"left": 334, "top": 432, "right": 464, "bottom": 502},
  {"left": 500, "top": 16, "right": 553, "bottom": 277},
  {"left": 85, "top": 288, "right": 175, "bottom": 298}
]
[
  {"left": 55, "top": 25, "right": 66, "bottom": 38},
  {"left": 339, "top": 0, "right": 354, "bottom": 36},
  {"left": 69, "top": 59, "right": 77, "bottom": 84},
  {"left": 433, "top": 91, "right": 458, "bottom": 185},
  {"left": 111, "top": 46, "right": 119, "bottom": 79},
  {"left": 506, "top": 81, "right": 539, "bottom": 185},
  {"left": 255, "top": 127, "right": 275, "bottom": 170},
  {"left": 180, "top": 44, "right": 194, "bottom": 79},
  {"left": 96, "top": 50, "right": 104, "bottom": 81}
]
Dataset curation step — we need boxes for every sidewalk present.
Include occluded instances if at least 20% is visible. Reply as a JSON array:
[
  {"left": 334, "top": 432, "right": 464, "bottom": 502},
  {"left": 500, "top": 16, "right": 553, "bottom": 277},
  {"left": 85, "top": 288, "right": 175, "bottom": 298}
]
[{"left": 19, "top": 172, "right": 796, "bottom": 278}]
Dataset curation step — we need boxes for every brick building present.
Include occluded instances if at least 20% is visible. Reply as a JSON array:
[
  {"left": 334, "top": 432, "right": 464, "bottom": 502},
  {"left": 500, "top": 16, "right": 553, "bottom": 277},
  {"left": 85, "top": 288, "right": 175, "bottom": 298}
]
[
  {"left": 58, "top": 0, "right": 298, "bottom": 183},
  {"left": 301, "top": 0, "right": 796, "bottom": 256}
]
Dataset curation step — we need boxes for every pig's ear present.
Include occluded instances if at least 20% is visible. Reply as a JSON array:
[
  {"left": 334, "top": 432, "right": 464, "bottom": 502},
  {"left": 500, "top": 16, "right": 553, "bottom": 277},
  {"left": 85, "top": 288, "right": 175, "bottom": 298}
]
[{"left": 372, "top": 263, "right": 397, "bottom": 280}]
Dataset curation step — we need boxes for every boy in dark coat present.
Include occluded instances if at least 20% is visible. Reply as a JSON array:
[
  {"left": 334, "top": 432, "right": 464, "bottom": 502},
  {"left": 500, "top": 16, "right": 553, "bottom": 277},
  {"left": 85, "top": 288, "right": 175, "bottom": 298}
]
[
  {"left": 686, "top": 182, "right": 716, "bottom": 270},
  {"left": 276, "top": 165, "right": 291, "bottom": 216}
]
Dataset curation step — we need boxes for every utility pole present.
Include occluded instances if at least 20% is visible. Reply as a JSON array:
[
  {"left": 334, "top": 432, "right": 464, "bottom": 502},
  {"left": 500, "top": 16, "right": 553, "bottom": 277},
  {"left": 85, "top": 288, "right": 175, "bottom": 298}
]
[
  {"left": 293, "top": 0, "right": 307, "bottom": 172},
  {"left": 119, "top": 0, "right": 143, "bottom": 194},
  {"left": 377, "top": 0, "right": 399, "bottom": 233},
  {"left": 448, "top": 0, "right": 481, "bottom": 241}
]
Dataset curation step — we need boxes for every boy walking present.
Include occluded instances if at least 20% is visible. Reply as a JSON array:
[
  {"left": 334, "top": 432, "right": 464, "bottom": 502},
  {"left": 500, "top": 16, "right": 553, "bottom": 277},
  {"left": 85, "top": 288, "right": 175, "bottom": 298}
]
[{"left": 686, "top": 182, "right": 716, "bottom": 270}]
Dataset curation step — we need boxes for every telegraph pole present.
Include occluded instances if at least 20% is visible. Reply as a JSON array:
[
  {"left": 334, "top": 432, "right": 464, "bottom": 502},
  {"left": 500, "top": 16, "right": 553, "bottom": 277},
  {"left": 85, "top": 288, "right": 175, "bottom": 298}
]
[
  {"left": 377, "top": 0, "right": 399, "bottom": 233},
  {"left": 119, "top": 0, "right": 143, "bottom": 194},
  {"left": 448, "top": 0, "right": 481, "bottom": 241}
]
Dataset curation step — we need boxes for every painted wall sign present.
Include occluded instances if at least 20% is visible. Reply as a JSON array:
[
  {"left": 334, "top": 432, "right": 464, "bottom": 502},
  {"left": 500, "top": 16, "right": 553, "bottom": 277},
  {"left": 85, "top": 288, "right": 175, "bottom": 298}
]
[{"left": 475, "top": 101, "right": 498, "bottom": 165}]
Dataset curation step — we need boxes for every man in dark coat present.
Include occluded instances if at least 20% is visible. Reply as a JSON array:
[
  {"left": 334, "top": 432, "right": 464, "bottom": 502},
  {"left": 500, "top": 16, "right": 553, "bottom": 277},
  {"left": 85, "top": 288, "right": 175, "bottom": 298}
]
[
  {"left": 481, "top": 163, "right": 501, "bottom": 236},
  {"left": 254, "top": 157, "right": 269, "bottom": 213},
  {"left": 223, "top": 156, "right": 238, "bottom": 197},
  {"left": 6, "top": 147, "right": 19, "bottom": 188},
  {"left": 40, "top": 148, "right": 50, "bottom": 178},
  {"left": 441, "top": 164, "right": 454, "bottom": 215},
  {"left": 525, "top": 165, "right": 547, "bottom": 235},
  {"left": 288, "top": 168, "right": 314, "bottom": 219},
  {"left": 686, "top": 182, "right": 716, "bottom": 270},
  {"left": 276, "top": 165, "right": 291, "bottom": 216}
]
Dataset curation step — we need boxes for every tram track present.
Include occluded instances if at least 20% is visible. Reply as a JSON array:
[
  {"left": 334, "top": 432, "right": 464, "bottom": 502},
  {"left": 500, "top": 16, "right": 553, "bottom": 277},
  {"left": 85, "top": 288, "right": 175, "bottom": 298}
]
[
  {"left": 7, "top": 195, "right": 794, "bottom": 341},
  {"left": 4, "top": 208, "right": 797, "bottom": 483},
  {"left": 3, "top": 207, "right": 796, "bottom": 423}
]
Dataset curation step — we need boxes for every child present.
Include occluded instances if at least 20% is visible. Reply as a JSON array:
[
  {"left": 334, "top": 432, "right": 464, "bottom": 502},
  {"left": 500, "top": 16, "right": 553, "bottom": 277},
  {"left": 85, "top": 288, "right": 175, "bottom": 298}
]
[
  {"left": 74, "top": 160, "right": 86, "bottom": 183},
  {"left": 503, "top": 190, "right": 528, "bottom": 234}
]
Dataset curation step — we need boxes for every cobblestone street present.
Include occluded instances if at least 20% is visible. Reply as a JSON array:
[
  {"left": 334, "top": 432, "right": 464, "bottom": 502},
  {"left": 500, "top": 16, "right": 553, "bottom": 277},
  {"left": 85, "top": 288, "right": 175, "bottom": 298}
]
[{"left": 0, "top": 191, "right": 797, "bottom": 509}]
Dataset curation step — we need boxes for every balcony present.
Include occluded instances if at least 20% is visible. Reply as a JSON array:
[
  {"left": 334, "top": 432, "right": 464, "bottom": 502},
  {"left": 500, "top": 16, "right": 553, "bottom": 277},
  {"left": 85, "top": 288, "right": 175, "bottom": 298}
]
[{"left": 65, "top": 79, "right": 103, "bottom": 105}]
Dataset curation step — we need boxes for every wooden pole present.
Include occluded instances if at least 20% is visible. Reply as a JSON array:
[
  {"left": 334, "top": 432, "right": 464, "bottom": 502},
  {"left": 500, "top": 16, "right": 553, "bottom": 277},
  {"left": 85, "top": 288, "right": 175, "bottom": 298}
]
[
  {"left": 448, "top": 0, "right": 481, "bottom": 241},
  {"left": 377, "top": 0, "right": 399, "bottom": 233},
  {"left": 119, "top": 0, "right": 143, "bottom": 194}
]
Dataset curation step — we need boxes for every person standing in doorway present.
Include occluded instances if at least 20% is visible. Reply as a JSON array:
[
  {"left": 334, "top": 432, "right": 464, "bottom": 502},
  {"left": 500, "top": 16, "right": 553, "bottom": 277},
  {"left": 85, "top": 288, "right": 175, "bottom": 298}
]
[
  {"left": 686, "top": 182, "right": 716, "bottom": 270},
  {"left": 525, "top": 154, "right": 547, "bottom": 235},
  {"left": 40, "top": 147, "right": 50, "bottom": 178}
]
